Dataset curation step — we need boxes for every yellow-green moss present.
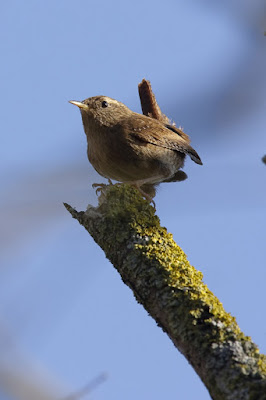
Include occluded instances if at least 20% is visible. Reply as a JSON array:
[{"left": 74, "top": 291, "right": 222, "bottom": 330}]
[
  {"left": 105, "top": 185, "right": 266, "bottom": 377},
  {"left": 258, "top": 355, "right": 266, "bottom": 375}
]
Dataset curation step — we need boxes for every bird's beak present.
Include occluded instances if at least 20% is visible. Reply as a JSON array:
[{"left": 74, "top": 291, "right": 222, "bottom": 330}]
[{"left": 69, "top": 100, "right": 88, "bottom": 110}]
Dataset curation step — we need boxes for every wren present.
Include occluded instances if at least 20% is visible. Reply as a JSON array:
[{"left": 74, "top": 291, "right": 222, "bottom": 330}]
[{"left": 69, "top": 96, "right": 202, "bottom": 201}]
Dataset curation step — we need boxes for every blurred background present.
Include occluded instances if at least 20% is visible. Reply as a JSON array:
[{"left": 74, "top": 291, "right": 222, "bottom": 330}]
[{"left": 0, "top": 1, "right": 265, "bottom": 399}]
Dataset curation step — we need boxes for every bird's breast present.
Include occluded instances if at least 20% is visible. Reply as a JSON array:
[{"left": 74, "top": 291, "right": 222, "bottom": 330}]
[{"left": 86, "top": 126, "right": 185, "bottom": 183}]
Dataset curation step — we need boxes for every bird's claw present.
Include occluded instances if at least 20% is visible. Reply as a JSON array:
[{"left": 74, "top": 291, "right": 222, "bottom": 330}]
[
  {"left": 150, "top": 199, "right": 156, "bottom": 209},
  {"left": 131, "top": 184, "right": 156, "bottom": 210},
  {"left": 92, "top": 180, "right": 113, "bottom": 196}
]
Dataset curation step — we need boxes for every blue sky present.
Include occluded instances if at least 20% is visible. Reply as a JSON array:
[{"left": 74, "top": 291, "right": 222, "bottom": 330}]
[{"left": 0, "top": 1, "right": 265, "bottom": 399}]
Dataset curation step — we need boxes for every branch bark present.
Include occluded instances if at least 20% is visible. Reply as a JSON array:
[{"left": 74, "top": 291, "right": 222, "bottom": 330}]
[{"left": 64, "top": 80, "right": 266, "bottom": 399}]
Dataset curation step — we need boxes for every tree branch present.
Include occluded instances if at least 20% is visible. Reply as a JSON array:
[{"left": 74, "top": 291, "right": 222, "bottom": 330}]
[{"left": 64, "top": 185, "right": 266, "bottom": 400}]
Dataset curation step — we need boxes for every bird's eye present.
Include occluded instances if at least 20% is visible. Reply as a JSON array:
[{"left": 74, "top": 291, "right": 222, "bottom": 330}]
[{"left": 101, "top": 100, "right": 108, "bottom": 108}]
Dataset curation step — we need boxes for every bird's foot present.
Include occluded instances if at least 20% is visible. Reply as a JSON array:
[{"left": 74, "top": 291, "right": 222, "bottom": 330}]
[
  {"left": 131, "top": 184, "right": 156, "bottom": 209},
  {"left": 92, "top": 180, "right": 156, "bottom": 209},
  {"left": 92, "top": 179, "right": 113, "bottom": 196}
]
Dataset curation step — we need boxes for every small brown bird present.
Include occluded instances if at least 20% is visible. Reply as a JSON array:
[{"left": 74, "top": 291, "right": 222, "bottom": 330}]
[{"left": 69, "top": 96, "right": 202, "bottom": 200}]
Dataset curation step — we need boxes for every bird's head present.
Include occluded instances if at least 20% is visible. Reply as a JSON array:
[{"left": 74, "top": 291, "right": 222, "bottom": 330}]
[{"left": 69, "top": 96, "right": 132, "bottom": 130}]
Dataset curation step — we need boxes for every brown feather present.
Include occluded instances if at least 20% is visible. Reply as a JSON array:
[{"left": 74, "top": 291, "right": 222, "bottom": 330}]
[{"left": 119, "top": 114, "right": 203, "bottom": 165}]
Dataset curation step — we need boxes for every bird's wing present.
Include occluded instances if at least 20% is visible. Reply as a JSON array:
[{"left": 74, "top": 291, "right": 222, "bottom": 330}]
[
  {"left": 122, "top": 115, "right": 203, "bottom": 165},
  {"left": 164, "top": 124, "right": 191, "bottom": 143}
]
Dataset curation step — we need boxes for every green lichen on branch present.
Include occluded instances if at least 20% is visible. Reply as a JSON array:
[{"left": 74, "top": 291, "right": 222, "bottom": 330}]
[{"left": 64, "top": 184, "right": 266, "bottom": 400}]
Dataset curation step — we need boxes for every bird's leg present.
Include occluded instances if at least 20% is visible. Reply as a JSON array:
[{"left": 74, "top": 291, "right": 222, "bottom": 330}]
[{"left": 130, "top": 183, "right": 156, "bottom": 209}]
